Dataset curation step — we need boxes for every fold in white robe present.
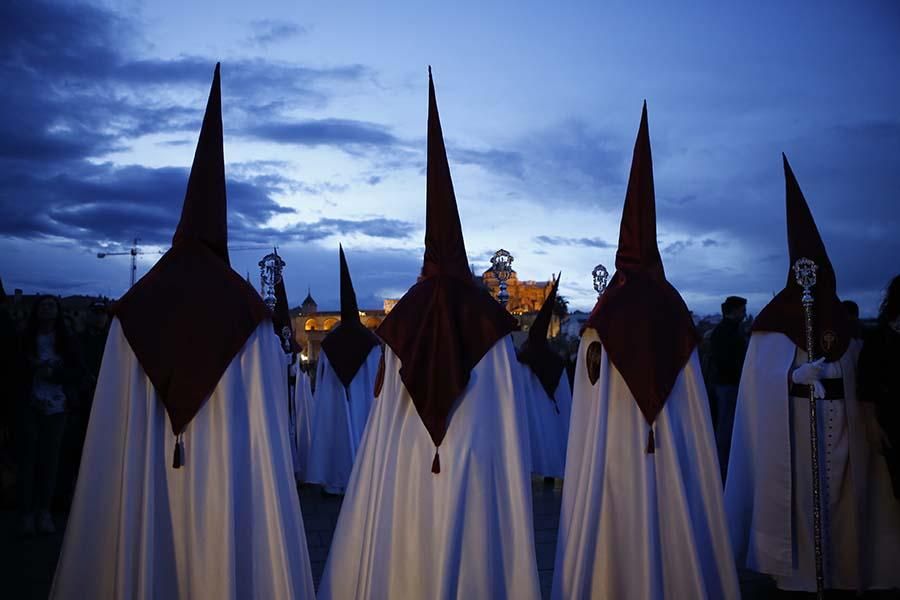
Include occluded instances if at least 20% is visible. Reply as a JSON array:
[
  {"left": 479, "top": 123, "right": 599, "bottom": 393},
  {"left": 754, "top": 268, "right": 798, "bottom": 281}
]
[
  {"left": 725, "top": 332, "right": 900, "bottom": 591},
  {"left": 318, "top": 335, "right": 541, "bottom": 600},
  {"left": 50, "top": 319, "right": 315, "bottom": 599},
  {"left": 552, "top": 328, "right": 740, "bottom": 600},
  {"left": 306, "top": 346, "right": 381, "bottom": 494},
  {"left": 521, "top": 367, "right": 572, "bottom": 478},
  {"left": 291, "top": 365, "right": 314, "bottom": 482}
]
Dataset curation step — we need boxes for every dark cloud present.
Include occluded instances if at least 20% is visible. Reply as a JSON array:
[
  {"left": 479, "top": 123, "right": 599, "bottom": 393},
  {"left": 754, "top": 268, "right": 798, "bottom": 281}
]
[
  {"left": 0, "top": 0, "right": 392, "bottom": 261},
  {"left": 449, "top": 147, "right": 525, "bottom": 179},
  {"left": 248, "top": 20, "right": 308, "bottom": 46},
  {"left": 535, "top": 235, "right": 615, "bottom": 248},
  {"left": 245, "top": 118, "right": 398, "bottom": 149}
]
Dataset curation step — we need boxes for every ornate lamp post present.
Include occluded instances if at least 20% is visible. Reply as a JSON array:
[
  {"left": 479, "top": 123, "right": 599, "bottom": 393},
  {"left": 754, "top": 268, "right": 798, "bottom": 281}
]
[
  {"left": 592, "top": 263, "right": 609, "bottom": 299},
  {"left": 258, "top": 248, "right": 285, "bottom": 312},
  {"left": 490, "top": 249, "right": 514, "bottom": 308}
]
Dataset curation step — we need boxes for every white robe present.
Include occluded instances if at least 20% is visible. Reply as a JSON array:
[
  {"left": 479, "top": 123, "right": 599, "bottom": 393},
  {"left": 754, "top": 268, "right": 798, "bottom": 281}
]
[
  {"left": 521, "top": 366, "right": 572, "bottom": 478},
  {"left": 552, "top": 328, "right": 740, "bottom": 600},
  {"left": 50, "top": 319, "right": 315, "bottom": 599},
  {"left": 291, "top": 362, "right": 314, "bottom": 482},
  {"left": 318, "top": 335, "right": 541, "bottom": 600},
  {"left": 306, "top": 346, "right": 381, "bottom": 494},
  {"left": 725, "top": 332, "right": 900, "bottom": 591}
]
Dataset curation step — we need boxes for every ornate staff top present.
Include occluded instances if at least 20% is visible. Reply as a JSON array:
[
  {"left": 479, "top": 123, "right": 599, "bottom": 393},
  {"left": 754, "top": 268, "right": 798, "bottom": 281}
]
[
  {"left": 490, "top": 249, "right": 514, "bottom": 307},
  {"left": 592, "top": 263, "right": 609, "bottom": 299},
  {"left": 793, "top": 257, "right": 818, "bottom": 306},
  {"left": 258, "top": 249, "right": 285, "bottom": 312}
]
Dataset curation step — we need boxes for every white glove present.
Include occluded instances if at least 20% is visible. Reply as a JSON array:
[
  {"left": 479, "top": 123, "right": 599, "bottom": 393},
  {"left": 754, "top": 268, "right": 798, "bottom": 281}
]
[{"left": 791, "top": 357, "right": 826, "bottom": 399}]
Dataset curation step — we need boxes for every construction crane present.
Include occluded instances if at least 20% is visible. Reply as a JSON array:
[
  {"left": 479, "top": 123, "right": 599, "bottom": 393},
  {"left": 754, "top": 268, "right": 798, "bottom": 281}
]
[
  {"left": 97, "top": 239, "right": 271, "bottom": 288},
  {"left": 96, "top": 238, "right": 145, "bottom": 288}
]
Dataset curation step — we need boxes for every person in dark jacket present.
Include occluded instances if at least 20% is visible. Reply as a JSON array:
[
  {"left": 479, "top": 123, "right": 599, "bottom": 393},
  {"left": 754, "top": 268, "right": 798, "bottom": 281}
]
[
  {"left": 17, "top": 295, "right": 82, "bottom": 535},
  {"left": 858, "top": 275, "right": 900, "bottom": 500},
  {"left": 709, "top": 295, "right": 748, "bottom": 482}
]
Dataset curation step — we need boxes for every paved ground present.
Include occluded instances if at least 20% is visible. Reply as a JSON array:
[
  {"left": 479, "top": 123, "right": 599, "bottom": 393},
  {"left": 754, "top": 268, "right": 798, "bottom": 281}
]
[{"left": 0, "top": 476, "right": 825, "bottom": 600}]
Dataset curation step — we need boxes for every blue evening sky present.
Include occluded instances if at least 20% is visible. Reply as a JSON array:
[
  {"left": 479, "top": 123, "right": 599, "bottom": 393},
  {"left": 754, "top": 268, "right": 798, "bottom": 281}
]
[{"left": 1, "top": 0, "right": 898, "bottom": 315}]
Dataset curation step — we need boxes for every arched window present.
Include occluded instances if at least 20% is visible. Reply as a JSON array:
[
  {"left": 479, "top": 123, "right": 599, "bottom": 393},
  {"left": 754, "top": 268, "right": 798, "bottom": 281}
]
[
  {"left": 305, "top": 318, "right": 317, "bottom": 331},
  {"left": 323, "top": 318, "right": 339, "bottom": 331}
]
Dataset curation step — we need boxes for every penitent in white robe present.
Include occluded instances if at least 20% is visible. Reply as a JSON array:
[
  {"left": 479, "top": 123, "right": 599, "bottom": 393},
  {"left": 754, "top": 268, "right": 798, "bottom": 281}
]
[
  {"left": 521, "top": 367, "right": 572, "bottom": 479},
  {"left": 291, "top": 365, "right": 314, "bottom": 482},
  {"left": 50, "top": 319, "right": 315, "bottom": 600},
  {"left": 317, "top": 335, "right": 541, "bottom": 600},
  {"left": 306, "top": 346, "right": 381, "bottom": 494},
  {"left": 552, "top": 328, "right": 740, "bottom": 600},
  {"left": 725, "top": 332, "right": 900, "bottom": 592}
]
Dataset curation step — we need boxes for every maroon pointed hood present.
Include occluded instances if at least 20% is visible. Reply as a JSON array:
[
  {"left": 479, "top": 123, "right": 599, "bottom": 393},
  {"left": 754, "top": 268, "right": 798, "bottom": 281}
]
[
  {"left": 376, "top": 68, "right": 518, "bottom": 470},
  {"left": 585, "top": 102, "right": 697, "bottom": 426},
  {"left": 321, "top": 245, "right": 379, "bottom": 388},
  {"left": 112, "top": 63, "right": 268, "bottom": 438},
  {"left": 752, "top": 154, "right": 850, "bottom": 360},
  {"left": 518, "top": 274, "right": 566, "bottom": 401},
  {"left": 172, "top": 64, "right": 229, "bottom": 265},
  {"left": 273, "top": 266, "right": 300, "bottom": 355}
]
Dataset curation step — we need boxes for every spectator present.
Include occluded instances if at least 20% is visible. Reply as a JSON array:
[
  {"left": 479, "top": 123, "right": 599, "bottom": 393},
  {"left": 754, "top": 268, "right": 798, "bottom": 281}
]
[
  {"left": 17, "top": 295, "right": 81, "bottom": 536},
  {"left": 858, "top": 275, "right": 900, "bottom": 500},
  {"left": 842, "top": 299, "right": 863, "bottom": 339},
  {"left": 709, "top": 295, "right": 748, "bottom": 482}
]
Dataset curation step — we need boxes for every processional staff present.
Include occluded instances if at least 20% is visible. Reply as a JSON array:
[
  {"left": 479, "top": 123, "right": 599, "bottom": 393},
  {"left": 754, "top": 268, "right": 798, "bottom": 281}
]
[{"left": 793, "top": 256, "right": 825, "bottom": 600}]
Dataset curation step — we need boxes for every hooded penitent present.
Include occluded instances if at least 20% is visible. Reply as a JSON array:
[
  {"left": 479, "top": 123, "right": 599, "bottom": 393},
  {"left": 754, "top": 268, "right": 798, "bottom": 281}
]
[
  {"left": 751, "top": 154, "right": 850, "bottom": 361},
  {"left": 517, "top": 274, "right": 565, "bottom": 402},
  {"left": 376, "top": 68, "right": 518, "bottom": 472},
  {"left": 111, "top": 64, "right": 268, "bottom": 449},
  {"left": 320, "top": 245, "right": 380, "bottom": 388},
  {"left": 584, "top": 102, "right": 697, "bottom": 447}
]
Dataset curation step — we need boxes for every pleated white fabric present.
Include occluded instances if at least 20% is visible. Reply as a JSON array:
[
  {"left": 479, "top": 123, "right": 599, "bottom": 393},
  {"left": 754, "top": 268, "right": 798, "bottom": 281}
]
[
  {"left": 552, "top": 328, "right": 740, "bottom": 600},
  {"left": 50, "top": 318, "right": 315, "bottom": 600},
  {"left": 318, "top": 335, "right": 541, "bottom": 600},
  {"left": 306, "top": 346, "right": 381, "bottom": 494},
  {"left": 291, "top": 364, "right": 314, "bottom": 482},
  {"left": 520, "top": 367, "right": 571, "bottom": 478},
  {"left": 725, "top": 332, "right": 900, "bottom": 591}
]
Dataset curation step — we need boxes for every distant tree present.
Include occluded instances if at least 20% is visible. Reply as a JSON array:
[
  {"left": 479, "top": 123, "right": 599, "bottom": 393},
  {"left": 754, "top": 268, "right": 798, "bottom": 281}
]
[{"left": 553, "top": 294, "right": 569, "bottom": 320}]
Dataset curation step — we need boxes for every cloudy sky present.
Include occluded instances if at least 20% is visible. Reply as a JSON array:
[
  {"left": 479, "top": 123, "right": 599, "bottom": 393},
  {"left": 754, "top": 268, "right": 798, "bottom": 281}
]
[{"left": 1, "top": 0, "right": 898, "bottom": 316}]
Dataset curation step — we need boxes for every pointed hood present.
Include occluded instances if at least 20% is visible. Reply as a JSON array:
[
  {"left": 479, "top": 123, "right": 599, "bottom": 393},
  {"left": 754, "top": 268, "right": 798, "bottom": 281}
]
[
  {"left": 112, "top": 63, "right": 268, "bottom": 442},
  {"left": 339, "top": 244, "right": 361, "bottom": 324},
  {"left": 752, "top": 154, "right": 849, "bottom": 360},
  {"left": 172, "top": 63, "right": 229, "bottom": 265},
  {"left": 421, "top": 67, "right": 471, "bottom": 281},
  {"left": 272, "top": 267, "right": 299, "bottom": 355},
  {"left": 615, "top": 102, "right": 665, "bottom": 280},
  {"left": 320, "top": 245, "right": 379, "bottom": 388},
  {"left": 518, "top": 274, "right": 566, "bottom": 401},
  {"left": 0, "top": 277, "right": 6, "bottom": 303},
  {"left": 376, "top": 68, "right": 518, "bottom": 472},
  {"left": 585, "top": 102, "right": 697, "bottom": 427}
]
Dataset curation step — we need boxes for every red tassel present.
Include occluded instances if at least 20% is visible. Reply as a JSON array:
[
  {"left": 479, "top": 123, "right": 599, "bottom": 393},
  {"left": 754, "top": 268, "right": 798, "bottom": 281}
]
[
  {"left": 431, "top": 449, "right": 441, "bottom": 474},
  {"left": 646, "top": 428, "right": 655, "bottom": 454}
]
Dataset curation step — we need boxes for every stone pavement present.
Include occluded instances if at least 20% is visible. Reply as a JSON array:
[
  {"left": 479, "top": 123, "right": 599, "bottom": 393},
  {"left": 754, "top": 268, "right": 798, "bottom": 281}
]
[{"left": 2, "top": 476, "right": 786, "bottom": 599}]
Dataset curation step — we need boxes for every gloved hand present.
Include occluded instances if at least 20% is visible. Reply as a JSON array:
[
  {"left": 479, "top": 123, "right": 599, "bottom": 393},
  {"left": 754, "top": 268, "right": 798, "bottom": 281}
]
[{"left": 791, "top": 357, "right": 826, "bottom": 399}]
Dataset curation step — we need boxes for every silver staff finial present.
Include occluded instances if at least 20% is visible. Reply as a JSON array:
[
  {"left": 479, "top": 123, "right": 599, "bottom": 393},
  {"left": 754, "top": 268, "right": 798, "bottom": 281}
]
[
  {"left": 259, "top": 249, "right": 286, "bottom": 311},
  {"left": 490, "top": 249, "right": 514, "bottom": 308},
  {"left": 592, "top": 263, "right": 609, "bottom": 299}
]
